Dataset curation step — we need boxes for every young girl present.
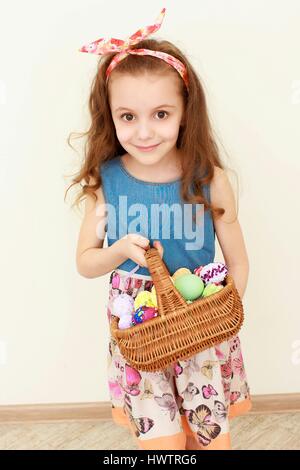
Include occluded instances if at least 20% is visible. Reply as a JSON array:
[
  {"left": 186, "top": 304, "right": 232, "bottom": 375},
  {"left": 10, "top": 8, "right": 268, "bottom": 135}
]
[{"left": 68, "top": 8, "right": 252, "bottom": 450}]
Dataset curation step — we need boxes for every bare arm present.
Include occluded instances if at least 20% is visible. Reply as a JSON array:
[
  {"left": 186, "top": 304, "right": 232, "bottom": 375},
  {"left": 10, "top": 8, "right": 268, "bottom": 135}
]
[
  {"left": 210, "top": 167, "right": 249, "bottom": 299},
  {"left": 76, "top": 184, "right": 127, "bottom": 278}
]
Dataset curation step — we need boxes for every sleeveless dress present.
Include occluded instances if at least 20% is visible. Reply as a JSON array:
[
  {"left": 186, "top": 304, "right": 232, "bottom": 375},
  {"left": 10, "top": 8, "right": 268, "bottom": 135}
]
[{"left": 100, "top": 155, "right": 252, "bottom": 450}]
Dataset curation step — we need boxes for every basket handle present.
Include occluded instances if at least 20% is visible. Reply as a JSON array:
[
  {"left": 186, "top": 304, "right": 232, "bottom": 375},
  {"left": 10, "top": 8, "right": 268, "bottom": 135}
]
[{"left": 144, "top": 247, "right": 187, "bottom": 312}]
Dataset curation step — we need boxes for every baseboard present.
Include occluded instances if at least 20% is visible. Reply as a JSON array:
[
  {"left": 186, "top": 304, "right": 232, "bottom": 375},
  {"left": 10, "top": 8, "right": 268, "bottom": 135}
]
[
  {"left": 0, "top": 401, "right": 112, "bottom": 424},
  {"left": 249, "top": 393, "right": 300, "bottom": 414},
  {"left": 0, "top": 394, "right": 299, "bottom": 424}
]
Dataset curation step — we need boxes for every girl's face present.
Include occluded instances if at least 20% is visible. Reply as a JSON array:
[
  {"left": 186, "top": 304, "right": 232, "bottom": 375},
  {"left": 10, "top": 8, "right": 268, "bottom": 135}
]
[{"left": 109, "top": 72, "right": 185, "bottom": 166}]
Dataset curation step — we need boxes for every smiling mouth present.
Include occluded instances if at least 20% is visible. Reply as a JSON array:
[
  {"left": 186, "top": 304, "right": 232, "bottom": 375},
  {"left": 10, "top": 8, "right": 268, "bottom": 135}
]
[{"left": 135, "top": 144, "right": 160, "bottom": 149}]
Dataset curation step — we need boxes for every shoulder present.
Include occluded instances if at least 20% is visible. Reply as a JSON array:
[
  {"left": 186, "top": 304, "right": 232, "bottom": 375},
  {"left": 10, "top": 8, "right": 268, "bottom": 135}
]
[
  {"left": 210, "top": 166, "right": 237, "bottom": 223},
  {"left": 210, "top": 166, "right": 228, "bottom": 187},
  {"left": 84, "top": 175, "right": 106, "bottom": 213}
]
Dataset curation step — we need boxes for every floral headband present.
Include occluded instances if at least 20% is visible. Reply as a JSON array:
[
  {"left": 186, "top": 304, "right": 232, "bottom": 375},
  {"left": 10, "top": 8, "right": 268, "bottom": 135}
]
[{"left": 79, "top": 7, "right": 189, "bottom": 91}]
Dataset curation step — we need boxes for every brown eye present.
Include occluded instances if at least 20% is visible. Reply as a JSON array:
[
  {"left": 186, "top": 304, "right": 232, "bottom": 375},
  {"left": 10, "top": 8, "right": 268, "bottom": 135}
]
[
  {"left": 121, "top": 113, "right": 134, "bottom": 122},
  {"left": 156, "top": 111, "right": 168, "bottom": 119}
]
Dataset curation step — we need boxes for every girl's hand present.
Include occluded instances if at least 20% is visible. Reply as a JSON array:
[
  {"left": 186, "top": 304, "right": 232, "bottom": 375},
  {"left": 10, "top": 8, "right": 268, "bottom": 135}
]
[
  {"left": 117, "top": 234, "right": 150, "bottom": 268},
  {"left": 153, "top": 240, "right": 164, "bottom": 260},
  {"left": 116, "top": 235, "right": 164, "bottom": 268}
]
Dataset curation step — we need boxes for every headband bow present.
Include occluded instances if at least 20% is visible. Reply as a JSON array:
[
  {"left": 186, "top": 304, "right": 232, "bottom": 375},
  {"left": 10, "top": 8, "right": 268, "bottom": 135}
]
[{"left": 79, "top": 8, "right": 189, "bottom": 90}]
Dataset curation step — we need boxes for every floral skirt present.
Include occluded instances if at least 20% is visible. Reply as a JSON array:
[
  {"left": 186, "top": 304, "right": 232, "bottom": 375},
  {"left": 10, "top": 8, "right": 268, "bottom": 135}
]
[{"left": 106, "top": 268, "right": 252, "bottom": 450}]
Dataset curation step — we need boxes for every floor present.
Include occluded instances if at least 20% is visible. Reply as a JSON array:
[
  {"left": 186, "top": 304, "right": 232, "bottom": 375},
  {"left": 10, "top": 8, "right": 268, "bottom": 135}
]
[{"left": 0, "top": 413, "right": 300, "bottom": 450}]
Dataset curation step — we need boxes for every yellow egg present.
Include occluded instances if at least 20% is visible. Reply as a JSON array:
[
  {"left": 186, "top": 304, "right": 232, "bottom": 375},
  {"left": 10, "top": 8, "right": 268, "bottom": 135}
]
[
  {"left": 172, "top": 267, "right": 191, "bottom": 282},
  {"left": 134, "top": 291, "right": 155, "bottom": 309},
  {"left": 150, "top": 286, "right": 158, "bottom": 307}
]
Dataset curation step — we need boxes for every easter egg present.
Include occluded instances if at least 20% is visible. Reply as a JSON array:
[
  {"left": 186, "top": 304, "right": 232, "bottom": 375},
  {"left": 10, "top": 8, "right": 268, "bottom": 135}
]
[
  {"left": 200, "top": 262, "right": 228, "bottom": 285},
  {"left": 131, "top": 305, "right": 158, "bottom": 325},
  {"left": 202, "top": 283, "right": 223, "bottom": 297},
  {"left": 174, "top": 274, "right": 204, "bottom": 301},
  {"left": 193, "top": 265, "right": 205, "bottom": 277},
  {"left": 150, "top": 286, "right": 158, "bottom": 307},
  {"left": 112, "top": 293, "right": 134, "bottom": 318},
  {"left": 133, "top": 310, "right": 144, "bottom": 324},
  {"left": 142, "top": 306, "right": 158, "bottom": 321},
  {"left": 134, "top": 291, "right": 155, "bottom": 309},
  {"left": 118, "top": 314, "right": 133, "bottom": 329},
  {"left": 172, "top": 267, "right": 192, "bottom": 282}
]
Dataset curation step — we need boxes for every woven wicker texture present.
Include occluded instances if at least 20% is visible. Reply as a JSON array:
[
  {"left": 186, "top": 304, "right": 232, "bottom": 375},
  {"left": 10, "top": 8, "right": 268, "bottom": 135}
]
[{"left": 111, "top": 247, "right": 244, "bottom": 372}]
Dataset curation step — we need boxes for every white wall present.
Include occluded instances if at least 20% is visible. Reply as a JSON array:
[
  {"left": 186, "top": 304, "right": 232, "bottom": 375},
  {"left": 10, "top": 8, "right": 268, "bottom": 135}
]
[{"left": 0, "top": 0, "right": 299, "bottom": 405}]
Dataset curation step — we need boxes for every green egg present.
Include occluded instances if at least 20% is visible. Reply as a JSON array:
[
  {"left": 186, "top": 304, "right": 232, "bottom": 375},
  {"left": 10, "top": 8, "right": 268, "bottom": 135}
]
[
  {"left": 174, "top": 274, "right": 204, "bottom": 300},
  {"left": 202, "top": 283, "right": 223, "bottom": 297}
]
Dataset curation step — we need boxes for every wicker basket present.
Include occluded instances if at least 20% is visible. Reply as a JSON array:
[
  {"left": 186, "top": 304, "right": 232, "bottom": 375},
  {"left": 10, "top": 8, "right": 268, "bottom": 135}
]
[{"left": 110, "top": 247, "right": 244, "bottom": 372}]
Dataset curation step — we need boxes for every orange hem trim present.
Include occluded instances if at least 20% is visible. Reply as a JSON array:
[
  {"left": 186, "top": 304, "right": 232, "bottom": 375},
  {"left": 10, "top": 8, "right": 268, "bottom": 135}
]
[
  {"left": 228, "top": 396, "right": 252, "bottom": 419},
  {"left": 111, "top": 406, "right": 130, "bottom": 427},
  {"left": 136, "top": 432, "right": 187, "bottom": 450}
]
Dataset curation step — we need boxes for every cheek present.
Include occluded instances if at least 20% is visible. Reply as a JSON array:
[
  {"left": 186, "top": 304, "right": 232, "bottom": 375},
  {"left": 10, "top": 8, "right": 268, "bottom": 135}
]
[
  {"left": 161, "top": 121, "right": 181, "bottom": 140},
  {"left": 115, "top": 124, "right": 133, "bottom": 143}
]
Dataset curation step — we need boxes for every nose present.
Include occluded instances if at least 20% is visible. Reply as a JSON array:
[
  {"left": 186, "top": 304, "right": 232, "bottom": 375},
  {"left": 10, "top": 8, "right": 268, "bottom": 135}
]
[{"left": 136, "top": 119, "right": 155, "bottom": 141}]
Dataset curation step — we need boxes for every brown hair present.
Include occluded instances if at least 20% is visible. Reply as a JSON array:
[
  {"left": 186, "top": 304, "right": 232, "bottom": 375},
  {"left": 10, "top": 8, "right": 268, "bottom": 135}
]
[{"left": 65, "top": 38, "right": 238, "bottom": 221}]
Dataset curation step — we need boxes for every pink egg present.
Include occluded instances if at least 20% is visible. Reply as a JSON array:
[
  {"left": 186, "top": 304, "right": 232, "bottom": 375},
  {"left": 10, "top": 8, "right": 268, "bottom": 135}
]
[
  {"left": 142, "top": 306, "right": 158, "bottom": 321},
  {"left": 200, "top": 262, "right": 228, "bottom": 284}
]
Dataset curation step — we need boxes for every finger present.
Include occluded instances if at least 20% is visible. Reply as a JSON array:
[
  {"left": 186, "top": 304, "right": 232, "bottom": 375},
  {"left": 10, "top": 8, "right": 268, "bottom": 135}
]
[
  {"left": 135, "top": 235, "right": 150, "bottom": 248},
  {"left": 154, "top": 240, "right": 164, "bottom": 258},
  {"left": 136, "top": 247, "right": 149, "bottom": 267}
]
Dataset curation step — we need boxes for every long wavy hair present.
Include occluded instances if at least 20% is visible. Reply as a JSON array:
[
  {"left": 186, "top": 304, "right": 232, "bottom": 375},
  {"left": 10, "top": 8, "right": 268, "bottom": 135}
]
[{"left": 65, "top": 38, "right": 238, "bottom": 221}]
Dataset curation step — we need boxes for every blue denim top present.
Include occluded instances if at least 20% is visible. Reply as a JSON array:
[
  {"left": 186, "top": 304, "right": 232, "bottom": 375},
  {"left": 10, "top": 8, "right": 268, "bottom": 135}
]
[{"left": 99, "top": 155, "right": 215, "bottom": 276}]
